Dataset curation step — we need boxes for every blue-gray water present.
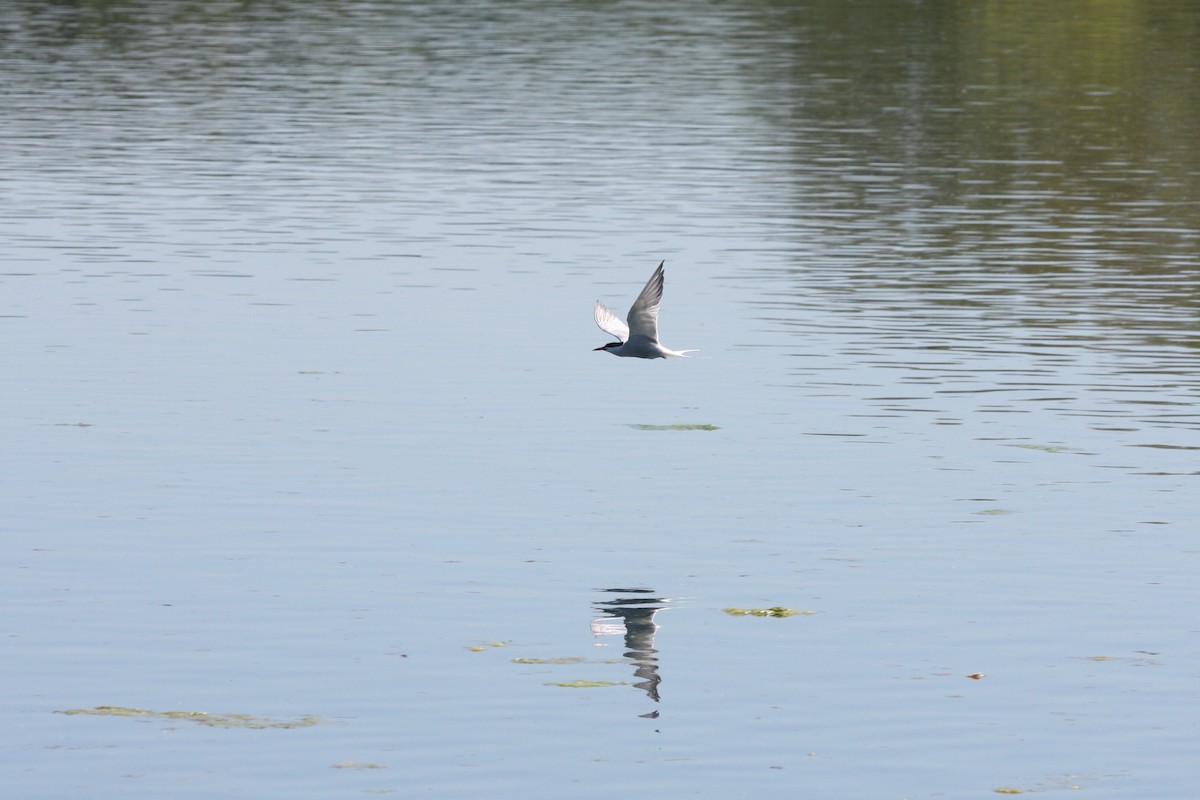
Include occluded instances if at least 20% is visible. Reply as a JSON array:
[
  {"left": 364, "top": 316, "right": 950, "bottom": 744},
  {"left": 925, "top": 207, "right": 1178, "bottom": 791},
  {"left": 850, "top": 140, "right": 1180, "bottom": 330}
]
[{"left": 4, "top": 2, "right": 1198, "bottom": 797}]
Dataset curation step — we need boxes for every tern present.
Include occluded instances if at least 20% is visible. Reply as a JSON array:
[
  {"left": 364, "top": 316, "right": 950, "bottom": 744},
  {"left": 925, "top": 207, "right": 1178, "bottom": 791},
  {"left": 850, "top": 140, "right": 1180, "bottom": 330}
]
[{"left": 593, "top": 261, "right": 697, "bottom": 359}]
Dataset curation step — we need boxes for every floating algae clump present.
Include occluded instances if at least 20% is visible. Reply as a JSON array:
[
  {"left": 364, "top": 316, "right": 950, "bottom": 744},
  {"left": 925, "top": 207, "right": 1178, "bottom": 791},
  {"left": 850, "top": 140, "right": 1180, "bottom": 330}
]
[
  {"left": 628, "top": 424, "right": 720, "bottom": 431},
  {"left": 723, "top": 607, "right": 815, "bottom": 618},
  {"left": 544, "top": 680, "right": 627, "bottom": 688},
  {"left": 1012, "top": 443, "right": 1067, "bottom": 453},
  {"left": 56, "top": 706, "right": 321, "bottom": 729}
]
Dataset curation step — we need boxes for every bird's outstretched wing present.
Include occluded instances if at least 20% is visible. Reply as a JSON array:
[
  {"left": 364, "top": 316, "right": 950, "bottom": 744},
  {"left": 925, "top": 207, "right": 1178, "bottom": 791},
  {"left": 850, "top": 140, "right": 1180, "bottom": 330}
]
[
  {"left": 594, "top": 299, "right": 629, "bottom": 342},
  {"left": 625, "top": 260, "right": 664, "bottom": 345}
]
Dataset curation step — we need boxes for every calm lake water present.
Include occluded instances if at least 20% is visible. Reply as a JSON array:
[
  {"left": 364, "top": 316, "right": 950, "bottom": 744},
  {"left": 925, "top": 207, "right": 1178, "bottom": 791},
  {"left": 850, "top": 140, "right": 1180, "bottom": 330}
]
[{"left": 4, "top": 1, "right": 1198, "bottom": 797}]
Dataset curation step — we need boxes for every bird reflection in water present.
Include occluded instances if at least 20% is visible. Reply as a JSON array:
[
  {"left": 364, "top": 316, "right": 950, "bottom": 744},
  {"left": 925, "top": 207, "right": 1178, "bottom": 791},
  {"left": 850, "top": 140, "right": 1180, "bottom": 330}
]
[{"left": 591, "top": 588, "right": 670, "bottom": 718}]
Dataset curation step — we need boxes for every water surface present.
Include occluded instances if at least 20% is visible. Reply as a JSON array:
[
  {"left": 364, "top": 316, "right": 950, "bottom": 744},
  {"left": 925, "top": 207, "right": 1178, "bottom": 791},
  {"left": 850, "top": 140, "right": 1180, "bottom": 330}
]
[{"left": 3, "top": 2, "right": 1198, "bottom": 797}]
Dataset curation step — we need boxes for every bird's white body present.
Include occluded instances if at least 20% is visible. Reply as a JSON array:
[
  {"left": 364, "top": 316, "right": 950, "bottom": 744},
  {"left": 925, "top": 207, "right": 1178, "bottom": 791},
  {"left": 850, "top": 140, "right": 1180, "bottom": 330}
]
[{"left": 594, "top": 261, "right": 697, "bottom": 359}]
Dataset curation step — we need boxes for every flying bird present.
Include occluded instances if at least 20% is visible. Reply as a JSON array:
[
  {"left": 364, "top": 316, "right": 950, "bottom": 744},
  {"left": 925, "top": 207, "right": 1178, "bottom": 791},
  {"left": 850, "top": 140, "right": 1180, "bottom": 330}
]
[{"left": 593, "top": 261, "right": 697, "bottom": 359}]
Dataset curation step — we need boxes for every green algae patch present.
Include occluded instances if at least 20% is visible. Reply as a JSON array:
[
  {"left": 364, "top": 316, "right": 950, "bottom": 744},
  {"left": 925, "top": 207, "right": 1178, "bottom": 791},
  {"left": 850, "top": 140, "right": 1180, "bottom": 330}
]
[
  {"left": 56, "top": 706, "right": 321, "bottom": 729},
  {"left": 993, "top": 789, "right": 1024, "bottom": 795},
  {"left": 544, "top": 680, "right": 627, "bottom": 688},
  {"left": 333, "top": 761, "right": 389, "bottom": 770},
  {"left": 512, "top": 657, "right": 586, "bottom": 665},
  {"left": 723, "top": 607, "right": 815, "bottom": 618},
  {"left": 466, "top": 641, "right": 511, "bottom": 652},
  {"left": 628, "top": 424, "right": 720, "bottom": 431}
]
